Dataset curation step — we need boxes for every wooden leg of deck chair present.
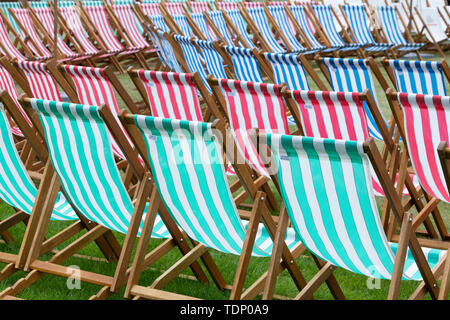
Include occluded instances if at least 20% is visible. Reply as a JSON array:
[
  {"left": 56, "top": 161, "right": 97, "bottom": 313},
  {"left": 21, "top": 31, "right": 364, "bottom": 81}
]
[
  {"left": 0, "top": 211, "right": 29, "bottom": 235},
  {"left": 311, "top": 256, "right": 344, "bottom": 300},
  {"left": 230, "top": 191, "right": 266, "bottom": 300},
  {"left": 438, "top": 252, "right": 450, "bottom": 300},
  {"left": 295, "top": 262, "right": 337, "bottom": 300},
  {"left": 0, "top": 263, "right": 17, "bottom": 281}
]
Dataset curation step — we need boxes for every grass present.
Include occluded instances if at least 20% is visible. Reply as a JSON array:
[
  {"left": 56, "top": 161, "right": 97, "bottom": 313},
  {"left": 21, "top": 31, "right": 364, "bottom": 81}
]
[{"left": 0, "top": 52, "right": 449, "bottom": 300}]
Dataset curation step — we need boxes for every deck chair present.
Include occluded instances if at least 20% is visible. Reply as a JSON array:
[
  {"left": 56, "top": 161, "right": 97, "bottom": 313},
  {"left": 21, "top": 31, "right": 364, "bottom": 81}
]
[
  {"left": 221, "top": 46, "right": 264, "bottom": 82},
  {"left": 382, "top": 59, "right": 450, "bottom": 96},
  {"left": 205, "top": 10, "right": 240, "bottom": 46},
  {"left": 285, "top": 5, "right": 327, "bottom": 52},
  {"left": 258, "top": 132, "right": 450, "bottom": 299},
  {"left": 0, "top": 1, "right": 21, "bottom": 34},
  {"left": 376, "top": 5, "right": 424, "bottom": 56},
  {"left": 340, "top": 4, "right": 395, "bottom": 55},
  {"left": 120, "top": 115, "right": 312, "bottom": 300},
  {"left": 152, "top": 29, "right": 184, "bottom": 72},
  {"left": 413, "top": 7, "right": 449, "bottom": 58},
  {"left": 240, "top": 6, "right": 287, "bottom": 53},
  {"left": 4, "top": 97, "right": 208, "bottom": 299},
  {"left": 162, "top": 2, "right": 186, "bottom": 15},
  {"left": 139, "top": 2, "right": 162, "bottom": 16},
  {"left": 187, "top": 12, "right": 217, "bottom": 41},
  {"left": 310, "top": 4, "right": 363, "bottom": 53},
  {"left": 222, "top": 9, "right": 256, "bottom": 48},
  {"left": 192, "top": 39, "right": 228, "bottom": 79},
  {"left": 187, "top": 1, "right": 213, "bottom": 13},
  {"left": 215, "top": 1, "right": 239, "bottom": 11},
  {"left": 0, "top": 12, "right": 32, "bottom": 61}
]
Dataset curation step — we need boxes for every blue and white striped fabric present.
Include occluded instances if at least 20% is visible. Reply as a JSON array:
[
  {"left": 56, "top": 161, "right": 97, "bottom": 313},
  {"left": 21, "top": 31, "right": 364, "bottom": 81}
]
[
  {"left": 225, "top": 9, "right": 256, "bottom": 48},
  {"left": 191, "top": 12, "right": 216, "bottom": 41},
  {"left": 388, "top": 59, "right": 447, "bottom": 95},
  {"left": 342, "top": 5, "right": 394, "bottom": 52},
  {"left": 0, "top": 102, "right": 76, "bottom": 221},
  {"left": 288, "top": 5, "right": 326, "bottom": 52},
  {"left": 312, "top": 5, "right": 362, "bottom": 51},
  {"left": 321, "top": 57, "right": 386, "bottom": 140},
  {"left": 132, "top": 116, "right": 301, "bottom": 257},
  {"left": 156, "top": 30, "right": 184, "bottom": 72},
  {"left": 247, "top": 7, "right": 286, "bottom": 53},
  {"left": 173, "top": 34, "right": 211, "bottom": 92},
  {"left": 224, "top": 46, "right": 263, "bottom": 82},
  {"left": 267, "top": 5, "right": 309, "bottom": 53},
  {"left": 376, "top": 6, "right": 424, "bottom": 51},
  {"left": 207, "top": 11, "right": 234, "bottom": 46},
  {"left": 149, "top": 14, "right": 169, "bottom": 32},
  {"left": 31, "top": 98, "right": 169, "bottom": 238},
  {"left": 172, "top": 14, "right": 194, "bottom": 36},
  {"left": 193, "top": 39, "right": 228, "bottom": 79},
  {"left": 264, "top": 133, "right": 447, "bottom": 280}
]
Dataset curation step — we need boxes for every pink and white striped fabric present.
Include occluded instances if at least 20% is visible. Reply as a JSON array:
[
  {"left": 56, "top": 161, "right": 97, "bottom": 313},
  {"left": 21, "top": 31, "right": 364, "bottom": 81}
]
[
  {"left": 31, "top": 8, "right": 80, "bottom": 58},
  {"left": 62, "top": 64, "right": 130, "bottom": 160},
  {"left": 243, "top": 2, "right": 264, "bottom": 9},
  {"left": 398, "top": 92, "right": 450, "bottom": 203},
  {"left": 12, "top": 8, "right": 52, "bottom": 60},
  {"left": 268, "top": 1, "right": 292, "bottom": 6},
  {"left": 216, "top": 2, "right": 239, "bottom": 11},
  {"left": 136, "top": 70, "right": 203, "bottom": 121},
  {"left": 112, "top": 4, "right": 149, "bottom": 49},
  {"left": 58, "top": 7, "right": 99, "bottom": 55},
  {"left": 290, "top": 90, "right": 417, "bottom": 196},
  {"left": 16, "top": 61, "right": 62, "bottom": 101},
  {"left": 217, "top": 79, "right": 289, "bottom": 177},
  {"left": 0, "top": 15, "right": 26, "bottom": 61},
  {"left": 188, "top": 1, "right": 211, "bottom": 13},
  {"left": 0, "top": 65, "right": 31, "bottom": 136},
  {"left": 163, "top": 3, "right": 186, "bottom": 15},
  {"left": 140, "top": 3, "right": 161, "bottom": 16}
]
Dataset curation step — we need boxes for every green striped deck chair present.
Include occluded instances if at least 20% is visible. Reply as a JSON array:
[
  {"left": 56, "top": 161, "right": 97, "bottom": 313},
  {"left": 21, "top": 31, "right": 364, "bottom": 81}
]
[
  {"left": 121, "top": 115, "right": 314, "bottom": 300},
  {"left": 0, "top": 2, "right": 21, "bottom": 34},
  {"left": 260, "top": 133, "right": 450, "bottom": 299}
]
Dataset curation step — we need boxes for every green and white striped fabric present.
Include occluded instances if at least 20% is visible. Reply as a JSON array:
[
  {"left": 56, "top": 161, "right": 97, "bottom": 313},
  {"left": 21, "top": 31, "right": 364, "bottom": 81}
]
[
  {"left": 30, "top": 99, "right": 169, "bottom": 238},
  {"left": 0, "top": 2, "right": 21, "bottom": 34},
  {"left": 0, "top": 103, "right": 76, "bottom": 221},
  {"left": 132, "top": 116, "right": 301, "bottom": 257},
  {"left": 263, "top": 133, "right": 446, "bottom": 280}
]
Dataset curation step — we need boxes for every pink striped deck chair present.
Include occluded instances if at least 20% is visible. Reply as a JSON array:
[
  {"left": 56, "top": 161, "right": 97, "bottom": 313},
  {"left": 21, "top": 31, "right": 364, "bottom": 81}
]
[
  {"left": 188, "top": 1, "right": 211, "bottom": 13},
  {"left": 284, "top": 89, "right": 417, "bottom": 197},
  {"left": 10, "top": 8, "right": 52, "bottom": 60},
  {"left": 210, "top": 78, "right": 290, "bottom": 177},
  {"left": 0, "top": 14, "right": 27, "bottom": 61},
  {"left": 139, "top": 3, "right": 161, "bottom": 16},
  {"left": 216, "top": 2, "right": 239, "bottom": 11},
  {"left": 243, "top": 2, "right": 264, "bottom": 9},
  {"left": 30, "top": 7, "right": 83, "bottom": 59},
  {"left": 163, "top": 3, "right": 186, "bottom": 15},
  {"left": 396, "top": 92, "right": 450, "bottom": 203},
  {"left": 112, "top": 4, "right": 151, "bottom": 50}
]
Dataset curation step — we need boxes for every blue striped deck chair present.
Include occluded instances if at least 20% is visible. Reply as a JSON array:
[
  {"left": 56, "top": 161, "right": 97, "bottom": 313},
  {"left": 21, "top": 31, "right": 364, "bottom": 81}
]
[
  {"left": 287, "top": 5, "right": 326, "bottom": 52},
  {"left": 311, "top": 5, "right": 362, "bottom": 52},
  {"left": 0, "top": 2, "right": 21, "bottom": 34},
  {"left": 22, "top": 98, "right": 183, "bottom": 295},
  {"left": 154, "top": 29, "right": 184, "bottom": 72},
  {"left": 149, "top": 14, "right": 170, "bottom": 32},
  {"left": 376, "top": 6, "right": 424, "bottom": 52},
  {"left": 121, "top": 115, "right": 307, "bottom": 300},
  {"left": 224, "top": 9, "right": 256, "bottom": 48},
  {"left": 207, "top": 11, "right": 235, "bottom": 46},
  {"left": 341, "top": 5, "right": 394, "bottom": 52},
  {"left": 224, "top": 46, "right": 263, "bottom": 82},
  {"left": 192, "top": 39, "right": 228, "bottom": 79},
  {"left": 318, "top": 57, "right": 386, "bottom": 141},
  {"left": 190, "top": 12, "right": 216, "bottom": 41},
  {"left": 171, "top": 14, "right": 194, "bottom": 36},
  {"left": 385, "top": 59, "right": 448, "bottom": 96},
  {"left": 260, "top": 133, "right": 450, "bottom": 300},
  {"left": 172, "top": 34, "right": 212, "bottom": 92},
  {"left": 244, "top": 7, "right": 287, "bottom": 53},
  {"left": 267, "top": 5, "right": 310, "bottom": 53}
]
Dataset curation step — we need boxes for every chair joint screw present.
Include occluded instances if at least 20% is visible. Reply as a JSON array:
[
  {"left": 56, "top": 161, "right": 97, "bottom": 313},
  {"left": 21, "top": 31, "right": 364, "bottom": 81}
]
[{"left": 180, "top": 238, "right": 183, "bottom": 242}]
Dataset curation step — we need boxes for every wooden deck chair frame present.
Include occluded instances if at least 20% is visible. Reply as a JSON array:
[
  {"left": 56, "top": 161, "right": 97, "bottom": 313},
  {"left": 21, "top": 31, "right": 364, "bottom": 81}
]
[
  {"left": 257, "top": 132, "right": 450, "bottom": 300},
  {"left": 0, "top": 96, "right": 212, "bottom": 299},
  {"left": 0, "top": 10, "right": 36, "bottom": 61},
  {"left": 219, "top": 8, "right": 256, "bottom": 49},
  {"left": 203, "top": 11, "right": 238, "bottom": 46},
  {"left": 119, "top": 114, "right": 344, "bottom": 300}
]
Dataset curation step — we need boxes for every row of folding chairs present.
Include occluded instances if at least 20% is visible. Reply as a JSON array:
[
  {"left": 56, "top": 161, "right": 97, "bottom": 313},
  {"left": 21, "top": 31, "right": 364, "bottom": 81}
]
[{"left": 0, "top": 53, "right": 448, "bottom": 299}]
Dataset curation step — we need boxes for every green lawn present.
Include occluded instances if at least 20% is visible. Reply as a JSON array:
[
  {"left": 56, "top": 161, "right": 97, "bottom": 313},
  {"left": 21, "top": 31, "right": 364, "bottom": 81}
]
[{"left": 0, "top": 52, "right": 449, "bottom": 300}]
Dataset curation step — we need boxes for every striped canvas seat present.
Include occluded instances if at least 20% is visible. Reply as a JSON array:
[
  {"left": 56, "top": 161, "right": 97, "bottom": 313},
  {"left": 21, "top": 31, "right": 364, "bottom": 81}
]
[
  {"left": 0, "top": 14, "right": 27, "bottom": 61},
  {"left": 397, "top": 93, "right": 450, "bottom": 203},
  {"left": 191, "top": 12, "right": 216, "bottom": 41},
  {"left": 149, "top": 14, "right": 169, "bottom": 32},
  {"left": 30, "top": 99, "right": 169, "bottom": 237},
  {"left": 12, "top": 8, "right": 53, "bottom": 60},
  {"left": 131, "top": 116, "right": 300, "bottom": 256},
  {"left": 246, "top": 7, "right": 286, "bottom": 53},
  {"left": 387, "top": 59, "right": 447, "bottom": 95},
  {"left": 243, "top": 2, "right": 264, "bottom": 9},
  {"left": 0, "top": 1, "right": 21, "bottom": 34},
  {"left": 112, "top": 4, "right": 150, "bottom": 49},
  {"left": 140, "top": 2, "right": 161, "bottom": 16},
  {"left": 172, "top": 35, "right": 211, "bottom": 92},
  {"left": 287, "top": 89, "right": 409, "bottom": 196},
  {"left": 154, "top": 29, "right": 184, "bottom": 72},
  {"left": 172, "top": 14, "right": 194, "bottom": 37},
  {"left": 288, "top": 5, "right": 326, "bottom": 52},
  {"left": 31, "top": 7, "right": 81, "bottom": 59},
  {"left": 207, "top": 11, "right": 234, "bottom": 46},
  {"left": 0, "top": 98, "right": 76, "bottom": 221},
  {"left": 312, "top": 5, "right": 362, "bottom": 51},
  {"left": 224, "top": 9, "right": 255, "bottom": 48},
  {"left": 216, "top": 2, "right": 239, "bottom": 11},
  {"left": 215, "top": 79, "right": 289, "bottom": 177},
  {"left": 224, "top": 46, "right": 263, "bottom": 82},
  {"left": 16, "top": 61, "right": 62, "bottom": 101},
  {"left": 376, "top": 6, "right": 424, "bottom": 51},
  {"left": 193, "top": 39, "right": 227, "bottom": 79},
  {"left": 188, "top": 1, "right": 211, "bottom": 13},
  {"left": 263, "top": 133, "right": 446, "bottom": 280},
  {"left": 267, "top": 5, "right": 309, "bottom": 53},
  {"left": 320, "top": 57, "right": 386, "bottom": 141},
  {"left": 342, "top": 5, "right": 394, "bottom": 52},
  {"left": 163, "top": 2, "right": 186, "bottom": 15}
]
